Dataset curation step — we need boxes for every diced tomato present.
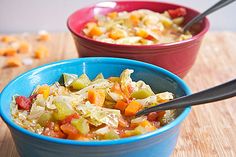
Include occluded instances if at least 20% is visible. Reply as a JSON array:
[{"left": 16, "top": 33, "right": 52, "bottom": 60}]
[
  {"left": 42, "top": 122, "right": 66, "bottom": 138},
  {"left": 147, "top": 111, "right": 166, "bottom": 121},
  {"left": 168, "top": 7, "right": 187, "bottom": 19},
  {"left": 15, "top": 96, "right": 32, "bottom": 111},
  {"left": 147, "top": 112, "right": 159, "bottom": 121},
  {"left": 60, "top": 123, "right": 78, "bottom": 135},
  {"left": 29, "top": 94, "right": 37, "bottom": 101},
  {"left": 157, "top": 111, "right": 166, "bottom": 120},
  {"left": 145, "top": 35, "right": 155, "bottom": 40},
  {"left": 61, "top": 113, "right": 80, "bottom": 124}
]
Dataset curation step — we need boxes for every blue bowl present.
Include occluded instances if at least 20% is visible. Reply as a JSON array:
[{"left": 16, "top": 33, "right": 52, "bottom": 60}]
[{"left": 0, "top": 57, "right": 191, "bottom": 157}]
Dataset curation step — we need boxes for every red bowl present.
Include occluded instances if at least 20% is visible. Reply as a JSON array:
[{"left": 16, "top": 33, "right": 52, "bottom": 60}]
[{"left": 67, "top": 1, "right": 209, "bottom": 78}]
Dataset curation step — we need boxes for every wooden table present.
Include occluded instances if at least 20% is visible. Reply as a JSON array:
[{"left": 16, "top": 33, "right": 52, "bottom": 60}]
[{"left": 0, "top": 32, "right": 236, "bottom": 156}]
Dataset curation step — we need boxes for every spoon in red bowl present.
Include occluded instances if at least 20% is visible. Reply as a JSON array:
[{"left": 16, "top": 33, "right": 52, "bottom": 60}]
[
  {"left": 136, "top": 78, "right": 236, "bottom": 117},
  {"left": 183, "top": 0, "right": 236, "bottom": 32}
]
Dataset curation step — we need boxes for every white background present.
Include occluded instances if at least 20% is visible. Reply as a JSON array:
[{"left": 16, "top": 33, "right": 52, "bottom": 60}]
[{"left": 0, "top": 0, "right": 236, "bottom": 33}]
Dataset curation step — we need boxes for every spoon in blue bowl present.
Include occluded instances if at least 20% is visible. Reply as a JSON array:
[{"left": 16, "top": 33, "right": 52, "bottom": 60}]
[
  {"left": 136, "top": 78, "right": 236, "bottom": 117},
  {"left": 183, "top": 0, "right": 236, "bottom": 32}
]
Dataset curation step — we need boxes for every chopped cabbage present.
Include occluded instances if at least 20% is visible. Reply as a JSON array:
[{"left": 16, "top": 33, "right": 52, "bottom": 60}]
[{"left": 76, "top": 101, "right": 121, "bottom": 128}]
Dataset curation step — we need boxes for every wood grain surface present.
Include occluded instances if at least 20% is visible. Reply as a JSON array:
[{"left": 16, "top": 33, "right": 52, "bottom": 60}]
[{"left": 0, "top": 32, "right": 236, "bottom": 157}]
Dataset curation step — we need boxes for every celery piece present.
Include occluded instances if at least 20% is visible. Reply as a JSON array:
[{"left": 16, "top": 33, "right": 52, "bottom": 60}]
[
  {"left": 93, "top": 73, "right": 104, "bottom": 81},
  {"left": 71, "top": 74, "right": 91, "bottom": 90},
  {"left": 103, "top": 101, "right": 116, "bottom": 109},
  {"left": 38, "top": 112, "right": 53, "bottom": 127},
  {"left": 63, "top": 73, "right": 78, "bottom": 87},
  {"left": 125, "top": 126, "right": 147, "bottom": 136},
  {"left": 53, "top": 102, "right": 74, "bottom": 120},
  {"left": 173, "top": 17, "right": 184, "bottom": 25},
  {"left": 103, "top": 130, "right": 120, "bottom": 140},
  {"left": 108, "top": 77, "right": 120, "bottom": 83},
  {"left": 134, "top": 125, "right": 147, "bottom": 134},
  {"left": 71, "top": 117, "right": 90, "bottom": 135},
  {"left": 131, "top": 89, "right": 153, "bottom": 99}
]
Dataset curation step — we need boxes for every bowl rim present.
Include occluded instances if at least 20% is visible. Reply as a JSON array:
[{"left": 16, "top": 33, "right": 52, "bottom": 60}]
[
  {"left": 0, "top": 57, "right": 191, "bottom": 146},
  {"left": 67, "top": 0, "right": 210, "bottom": 49}
]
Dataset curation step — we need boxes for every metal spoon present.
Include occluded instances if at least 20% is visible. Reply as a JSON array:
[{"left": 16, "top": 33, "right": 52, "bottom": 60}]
[
  {"left": 136, "top": 78, "right": 236, "bottom": 117},
  {"left": 183, "top": 0, "right": 236, "bottom": 32}
]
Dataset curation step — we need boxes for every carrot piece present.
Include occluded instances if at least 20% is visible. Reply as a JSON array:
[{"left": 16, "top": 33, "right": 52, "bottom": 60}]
[
  {"left": 130, "top": 14, "right": 140, "bottom": 26},
  {"left": 4, "top": 47, "right": 17, "bottom": 56},
  {"left": 67, "top": 133, "right": 88, "bottom": 140},
  {"left": 1, "top": 36, "right": 16, "bottom": 43},
  {"left": 88, "top": 26, "right": 103, "bottom": 37},
  {"left": 115, "top": 100, "right": 128, "bottom": 112},
  {"left": 88, "top": 89, "right": 106, "bottom": 106},
  {"left": 34, "top": 45, "right": 49, "bottom": 59},
  {"left": 139, "top": 120, "right": 156, "bottom": 132},
  {"left": 0, "top": 49, "right": 4, "bottom": 56},
  {"left": 139, "top": 120, "right": 150, "bottom": 127},
  {"left": 108, "top": 29, "right": 125, "bottom": 40},
  {"left": 37, "top": 30, "right": 50, "bottom": 41},
  {"left": 107, "top": 12, "right": 118, "bottom": 19},
  {"left": 6, "top": 56, "right": 22, "bottom": 67},
  {"left": 125, "top": 101, "right": 142, "bottom": 116},
  {"left": 37, "top": 85, "right": 50, "bottom": 99},
  {"left": 136, "top": 29, "right": 148, "bottom": 38},
  {"left": 18, "top": 41, "right": 30, "bottom": 53}
]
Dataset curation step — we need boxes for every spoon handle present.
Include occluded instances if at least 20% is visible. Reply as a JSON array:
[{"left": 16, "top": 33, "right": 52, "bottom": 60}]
[
  {"left": 136, "top": 78, "right": 236, "bottom": 116},
  {"left": 183, "top": 0, "right": 236, "bottom": 32}
]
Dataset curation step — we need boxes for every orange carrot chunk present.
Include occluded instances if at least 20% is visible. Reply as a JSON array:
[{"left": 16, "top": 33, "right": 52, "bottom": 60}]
[
  {"left": 37, "top": 31, "right": 50, "bottom": 41},
  {"left": 136, "top": 29, "right": 149, "bottom": 38},
  {"left": 125, "top": 101, "right": 142, "bottom": 116},
  {"left": 108, "top": 29, "right": 125, "bottom": 40},
  {"left": 37, "top": 85, "right": 50, "bottom": 99},
  {"left": 4, "top": 47, "right": 17, "bottom": 56},
  {"left": 130, "top": 14, "right": 140, "bottom": 26},
  {"left": 0, "top": 49, "right": 4, "bottom": 56},
  {"left": 107, "top": 12, "right": 118, "bottom": 19},
  {"left": 6, "top": 56, "right": 22, "bottom": 67},
  {"left": 34, "top": 45, "right": 49, "bottom": 59},
  {"left": 88, "top": 26, "right": 103, "bottom": 37},
  {"left": 115, "top": 100, "right": 128, "bottom": 112},
  {"left": 18, "top": 41, "right": 30, "bottom": 53},
  {"left": 88, "top": 89, "right": 106, "bottom": 106},
  {"left": 1, "top": 36, "right": 16, "bottom": 43}
]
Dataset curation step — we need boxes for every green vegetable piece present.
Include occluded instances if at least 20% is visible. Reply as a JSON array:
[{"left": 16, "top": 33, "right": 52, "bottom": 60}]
[
  {"left": 71, "top": 74, "right": 91, "bottom": 90},
  {"left": 38, "top": 112, "right": 53, "bottom": 127},
  {"left": 63, "top": 73, "right": 78, "bottom": 87},
  {"left": 125, "top": 125, "right": 147, "bottom": 136},
  {"left": 71, "top": 117, "right": 90, "bottom": 135},
  {"left": 103, "top": 130, "right": 120, "bottom": 140},
  {"left": 131, "top": 89, "right": 153, "bottom": 99},
  {"left": 53, "top": 102, "right": 74, "bottom": 120},
  {"left": 134, "top": 125, "right": 147, "bottom": 135},
  {"left": 93, "top": 73, "right": 104, "bottom": 81}
]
